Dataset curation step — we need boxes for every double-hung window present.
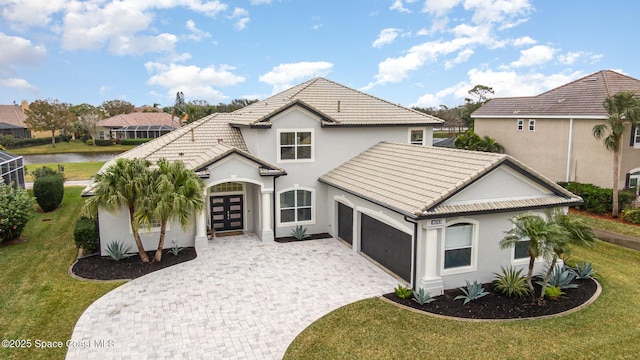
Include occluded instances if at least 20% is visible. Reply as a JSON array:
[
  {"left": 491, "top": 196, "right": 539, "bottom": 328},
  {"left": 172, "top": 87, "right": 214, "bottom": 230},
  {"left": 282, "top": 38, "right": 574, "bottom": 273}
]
[
  {"left": 517, "top": 119, "right": 524, "bottom": 131},
  {"left": 528, "top": 119, "right": 536, "bottom": 131},
  {"left": 442, "top": 220, "right": 477, "bottom": 274},
  {"left": 279, "top": 189, "right": 313, "bottom": 224},
  {"left": 278, "top": 130, "right": 313, "bottom": 162}
]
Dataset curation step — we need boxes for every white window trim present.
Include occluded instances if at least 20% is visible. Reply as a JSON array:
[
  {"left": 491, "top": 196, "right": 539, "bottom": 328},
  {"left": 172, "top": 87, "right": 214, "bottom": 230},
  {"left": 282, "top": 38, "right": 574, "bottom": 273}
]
[
  {"left": 509, "top": 212, "right": 546, "bottom": 265},
  {"left": 517, "top": 119, "right": 524, "bottom": 131},
  {"left": 528, "top": 119, "right": 536, "bottom": 131},
  {"left": 130, "top": 215, "right": 169, "bottom": 234},
  {"left": 408, "top": 127, "right": 426, "bottom": 145},
  {"left": 634, "top": 127, "right": 640, "bottom": 149},
  {"left": 276, "top": 186, "right": 316, "bottom": 226},
  {"left": 276, "top": 128, "right": 315, "bottom": 163},
  {"left": 440, "top": 218, "right": 478, "bottom": 276}
]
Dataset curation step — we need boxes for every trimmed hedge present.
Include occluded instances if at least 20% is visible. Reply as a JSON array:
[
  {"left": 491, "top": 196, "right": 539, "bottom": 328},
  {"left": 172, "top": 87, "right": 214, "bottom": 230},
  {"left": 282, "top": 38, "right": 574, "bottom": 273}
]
[
  {"left": 558, "top": 181, "right": 636, "bottom": 214},
  {"left": 94, "top": 139, "right": 114, "bottom": 146},
  {"left": 1, "top": 135, "right": 72, "bottom": 149},
  {"left": 33, "top": 175, "right": 64, "bottom": 212},
  {"left": 0, "top": 183, "right": 34, "bottom": 243},
  {"left": 74, "top": 216, "right": 99, "bottom": 253},
  {"left": 119, "top": 138, "right": 153, "bottom": 145}
]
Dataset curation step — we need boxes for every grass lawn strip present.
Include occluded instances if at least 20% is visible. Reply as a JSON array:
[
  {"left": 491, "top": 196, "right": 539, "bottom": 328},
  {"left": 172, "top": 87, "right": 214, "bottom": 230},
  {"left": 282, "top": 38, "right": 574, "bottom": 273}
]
[
  {"left": 285, "top": 240, "right": 640, "bottom": 359},
  {"left": 9, "top": 139, "right": 136, "bottom": 155},
  {"left": 0, "top": 187, "right": 123, "bottom": 360},
  {"left": 24, "top": 162, "right": 105, "bottom": 182}
]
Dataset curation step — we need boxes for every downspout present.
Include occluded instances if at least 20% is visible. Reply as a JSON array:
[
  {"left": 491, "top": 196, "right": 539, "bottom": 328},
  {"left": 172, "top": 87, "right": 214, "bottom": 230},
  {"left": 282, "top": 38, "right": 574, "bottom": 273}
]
[
  {"left": 565, "top": 118, "right": 574, "bottom": 182},
  {"left": 273, "top": 176, "right": 278, "bottom": 240},
  {"left": 404, "top": 216, "right": 418, "bottom": 290}
]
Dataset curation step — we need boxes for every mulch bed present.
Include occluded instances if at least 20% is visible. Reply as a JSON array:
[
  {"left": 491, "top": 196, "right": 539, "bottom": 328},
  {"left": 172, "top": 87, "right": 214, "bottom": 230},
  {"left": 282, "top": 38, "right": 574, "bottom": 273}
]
[
  {"left": 71, "top": 248, "right": 197, "bottom": 280},
  {"left": 275, "top": 233, "right": 333, "bottom": 243},
  {"left": 383, "top": 278, "right": 598, "bottom": 320}
]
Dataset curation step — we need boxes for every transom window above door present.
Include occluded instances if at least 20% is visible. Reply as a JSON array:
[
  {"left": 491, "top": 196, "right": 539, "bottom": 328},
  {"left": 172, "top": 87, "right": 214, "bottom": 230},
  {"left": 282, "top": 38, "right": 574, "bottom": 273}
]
[{"left": 278, "top": 129, "right": 313, "bottom": 162}]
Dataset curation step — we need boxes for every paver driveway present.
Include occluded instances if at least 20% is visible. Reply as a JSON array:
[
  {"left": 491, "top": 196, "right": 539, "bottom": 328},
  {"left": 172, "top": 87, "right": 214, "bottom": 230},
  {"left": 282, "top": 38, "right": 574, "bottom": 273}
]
[{"left": 66, "top": 234, "right": 398, "bottom": 359}]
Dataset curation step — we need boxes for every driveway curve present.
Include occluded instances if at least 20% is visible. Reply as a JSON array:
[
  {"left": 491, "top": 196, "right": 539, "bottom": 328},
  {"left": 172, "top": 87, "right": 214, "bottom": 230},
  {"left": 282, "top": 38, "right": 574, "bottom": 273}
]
[{"left": 66, "top": 234, "right": 398, "bottom": 359}]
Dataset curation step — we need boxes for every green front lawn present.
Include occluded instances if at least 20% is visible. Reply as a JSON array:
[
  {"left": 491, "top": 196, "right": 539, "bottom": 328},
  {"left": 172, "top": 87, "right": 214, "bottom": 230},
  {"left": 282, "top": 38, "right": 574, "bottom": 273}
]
[
  {"left": 24, "top": 162, "right": 105, "bottom": 182},
  {"left": 10, "top": 140, "right": 135, "bottom": 155},
  {"left": 285, "top": 241, "right": 640, "bottom": 359},
  {"left": 571, "top": 213, "right": 640, "bottom": 238},
  {"left": 0, "top": 187, "right": 123, "bottom": 360}
]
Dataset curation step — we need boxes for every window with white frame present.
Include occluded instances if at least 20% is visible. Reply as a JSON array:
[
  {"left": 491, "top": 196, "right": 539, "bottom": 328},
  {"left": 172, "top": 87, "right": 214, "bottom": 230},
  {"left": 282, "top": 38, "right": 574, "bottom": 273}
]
[
  {"left": 517, "top": 119, "right": 524, "bottom": 131},
  {"left": 443, "top": 222, "right": 475, "bottom": 269},
  {"left": 279, "top": 189, "right": 313, "bottom": 224},
  {"left": 99, "top": 131, "right": 105, "bottom": 140},
  {"left": 513, "top": 238, "right": 530, "bottom": 260},
  {"left": 409, "top": 128, "right": 425, "bottom": 145},
  {"left": 278, "top": 130, "right": 313, "bottom": 161},
  {"left": 528, "top": 119, "right": 536, "bottom": 131},
  {"left": 634, "top": 127, "right": 640, "bottom": 147}
]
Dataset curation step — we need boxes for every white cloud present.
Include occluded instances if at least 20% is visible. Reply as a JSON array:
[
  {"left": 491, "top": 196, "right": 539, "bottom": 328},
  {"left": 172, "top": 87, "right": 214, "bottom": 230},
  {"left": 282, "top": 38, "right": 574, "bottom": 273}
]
[
  {"left": 372, "top": 28, "right": 400, "bottom": 48},
  {"left": 185, "top": 19, "right": 211, "bottom": 41},
  {"left": 0, "top": 77, "right": 38, "bottom": 93},
  {"left": 146, "top": 62, "right": 246, "bottom": 102},
  {"left": 0, "top": 33, "right": 47, "bottom": 68},
  {"left": 250, "top": 0, "right": 272, "bottom": 4},
  {"left": 109, "top": 33, "right": 178, "bottom": 56},
  {"left": 558, "top": 51, "right": 582, "bottom": 65},
  {"left": 412, "top": 68, "right": 584, "bottom": 107},
  {"left": 510, "top": 45, "right": 556, "bottom": 68},
  {"left": 422, "top": 0, "right": 462, "bottom": 16},
  {"left": 1, "top": 0, "right": 66, "bottom": 29},
  {"left": 464, "top": 0, "right": 533, "bottom": 25},
  {"left": 229, "top": 7, "right": 250, "bottom": 30},
  {"left": 512, "top": 36, "right": 536, "bottom": 46},
  {"left": 445, "top": 48, "right": 474, "bottom": 69},
  {"left": 259, "top": 61, "right": 334, "bottom": 93},
  {"left": 390, "top": 0, "right": 412, "bottom": 13}
]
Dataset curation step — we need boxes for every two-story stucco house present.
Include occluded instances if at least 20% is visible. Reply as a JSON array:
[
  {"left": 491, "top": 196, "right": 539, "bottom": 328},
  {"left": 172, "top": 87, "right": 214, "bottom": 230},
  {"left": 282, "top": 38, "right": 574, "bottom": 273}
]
[
  {"left": 84, "top": 77, "right": 581, "bottom": 294},
  {"left": 473, "top": 70, "right": 640, "bottom": 192}
]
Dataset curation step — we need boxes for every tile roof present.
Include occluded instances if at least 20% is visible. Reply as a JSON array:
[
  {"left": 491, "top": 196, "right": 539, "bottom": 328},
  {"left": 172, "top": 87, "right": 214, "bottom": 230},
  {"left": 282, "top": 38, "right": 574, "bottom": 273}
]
[
  {"left": 319, "top": 142, "right": 580, "bottom": 218},
  {"left": 0, "top": 105, "right": 27, "bottom": 128},
  {"left": 98, "top": 112, "right": 179, "bottom": 128},
  {"left": 472, "top": 70, "right": 640, "bottom": 119},
  {"left": 229, "top": 77, "right": 443, "bottom": 127}
]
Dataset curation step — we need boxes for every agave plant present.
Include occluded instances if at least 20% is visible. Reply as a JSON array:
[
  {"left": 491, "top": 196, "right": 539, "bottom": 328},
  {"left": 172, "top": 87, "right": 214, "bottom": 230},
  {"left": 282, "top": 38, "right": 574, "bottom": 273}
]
[
  {"left": 571, "top": 261, "right": 596, "bottom": 279},
  {"left": 290, "top": 225, "right": 310, "bottom": 240},
  {"left": 536, "top": 265, "right": 577, "bottom": 289},
  {"left": 454, "top": 280, "right": 490, "bottom": 305},
  {"left": 412, "top": 288, "right": 436, "bottom": 305},
  {"left": 105, "top": 241, "right": 136, "bottom": 261}
]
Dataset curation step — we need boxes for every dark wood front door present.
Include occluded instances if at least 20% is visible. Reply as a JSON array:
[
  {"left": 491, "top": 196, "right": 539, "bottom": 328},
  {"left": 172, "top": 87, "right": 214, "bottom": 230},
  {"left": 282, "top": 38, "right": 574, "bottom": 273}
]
[{"left": 211, "top": 195, "right": 243, "bottom": 231}]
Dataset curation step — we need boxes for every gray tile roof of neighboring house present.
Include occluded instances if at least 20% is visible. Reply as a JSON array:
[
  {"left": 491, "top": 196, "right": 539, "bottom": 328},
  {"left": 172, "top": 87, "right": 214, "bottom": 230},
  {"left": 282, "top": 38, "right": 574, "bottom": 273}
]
[
  {"left": 472, "top": 70, "right": 640, "bottom": 119},
  {"left": 319, "top": 142, "right": 581, "bottom": 218},
  {"left": 0, "top": 105, "right": 27, "bottom": 128},
  {"left": 98, "top": 112, "right": 179, "bottom": 128},
  {"left": 229, "top": 77, "right": 443, "bottom": 127}
]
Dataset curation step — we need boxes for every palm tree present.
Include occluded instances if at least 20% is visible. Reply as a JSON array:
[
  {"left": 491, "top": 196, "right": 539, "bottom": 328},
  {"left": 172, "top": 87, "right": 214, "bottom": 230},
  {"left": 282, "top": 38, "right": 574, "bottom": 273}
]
[
  {"left": 137, "top": 158, "right": 204, "bottom": 262},
  {"left": 83, "top": 158, "right": 153, "bottom": 262},
  {"left": 593, "top": 91, "right": 640, "bottom": 217},
  {"left": 500, "top": 214, "right": 561, "bottom": 303},
  {"left": 536, "top": 209, "right": 597, "bottom": 303}
]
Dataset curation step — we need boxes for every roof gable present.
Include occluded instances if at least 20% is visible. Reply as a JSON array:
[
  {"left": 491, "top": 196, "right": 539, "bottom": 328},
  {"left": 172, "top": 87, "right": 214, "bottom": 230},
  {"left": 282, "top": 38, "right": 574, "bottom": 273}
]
[
  {"left": 319, "top": 142, "right": 580, "bottom": 218},
  {"left": 229, "top": 77, "right": 443, "bottom": 127},
  {"left": 473, "top": 70, "right": 640, "bottom": 118},
  {"left": 0, "top": 105, "right": 27, "bottom": 128}
]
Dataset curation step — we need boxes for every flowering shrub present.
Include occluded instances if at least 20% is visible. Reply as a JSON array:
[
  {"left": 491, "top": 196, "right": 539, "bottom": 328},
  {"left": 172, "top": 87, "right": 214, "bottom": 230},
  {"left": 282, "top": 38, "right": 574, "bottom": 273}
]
[{"left": 0, "top": 183, "right": 34, "bottom": 243}]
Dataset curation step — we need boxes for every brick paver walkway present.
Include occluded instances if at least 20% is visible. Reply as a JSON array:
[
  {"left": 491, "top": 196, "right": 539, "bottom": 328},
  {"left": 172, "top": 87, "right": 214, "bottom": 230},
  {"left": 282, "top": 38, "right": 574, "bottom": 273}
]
[{"left": 66, "top": 234, "right": 398, "bottom": 359}]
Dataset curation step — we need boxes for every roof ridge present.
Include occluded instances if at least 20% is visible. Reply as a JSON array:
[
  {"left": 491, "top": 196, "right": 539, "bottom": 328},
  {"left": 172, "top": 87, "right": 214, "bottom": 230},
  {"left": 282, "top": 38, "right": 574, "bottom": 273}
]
[{"left": 287, "top": 77, "right": 321, "bottom": 99}]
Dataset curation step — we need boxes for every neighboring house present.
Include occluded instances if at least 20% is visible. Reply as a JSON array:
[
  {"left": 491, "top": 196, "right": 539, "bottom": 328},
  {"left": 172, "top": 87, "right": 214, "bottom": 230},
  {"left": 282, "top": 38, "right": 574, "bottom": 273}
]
[
  {"left": 84, "top": 78, "right": 581, "bottom": 294},
  {"left": 0, "top": 150, "right": 26, "bottom": 188},
  {"left": 98, "top": 112, "right": 178, "bottom": 140},
  {"left": 473, "top": 70, "right": 640, "bottom": 192},
  {"left": 0, "top": 103, "right": 30, "bottom": 138}
]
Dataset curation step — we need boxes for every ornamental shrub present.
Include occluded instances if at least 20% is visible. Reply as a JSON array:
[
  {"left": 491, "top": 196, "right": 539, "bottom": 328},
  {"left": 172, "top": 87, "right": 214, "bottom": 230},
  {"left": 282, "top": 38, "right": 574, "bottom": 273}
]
[
  {"left": 94, "top": 139, "right": 114, "bottom": 146},
  {"left": 30, "top": 166, "right": 64, "bottom": 182},
  {"left": 33, "top": 175, "right": 64, "bottom": 212},
  {"left": 119, "top": 138, "right": 153, "bottom": 146},
  {"left": 622, "top": 209, "right": 640, "bottom": 224},
  {"left": 559, "top": 182, "right": 635, "bottom": 214},
  {"left": 0, "top": 183, "right": 34, "bottom": 243},
  {"left": 73, "top": 216, "right": 98, "bottom": 253}
]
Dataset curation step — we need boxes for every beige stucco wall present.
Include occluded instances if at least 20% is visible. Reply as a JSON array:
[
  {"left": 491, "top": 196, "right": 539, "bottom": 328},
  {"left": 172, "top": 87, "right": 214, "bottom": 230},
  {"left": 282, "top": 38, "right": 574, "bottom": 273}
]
[{"left": 475, "top": 117, "right": 640, "bottom": 188}]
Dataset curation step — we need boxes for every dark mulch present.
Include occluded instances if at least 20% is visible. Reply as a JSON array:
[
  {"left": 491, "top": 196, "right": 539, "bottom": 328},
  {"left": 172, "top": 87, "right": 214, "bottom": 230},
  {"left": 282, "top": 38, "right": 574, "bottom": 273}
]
[
  {"left": 72, "top": 248, "right": 197, "bottom": 281},
  {"left": 383, "top": 278, "right": 598, "bottom": 320},
  {"left": 275, "top": 233, "right": 333, "bottom": 243}
]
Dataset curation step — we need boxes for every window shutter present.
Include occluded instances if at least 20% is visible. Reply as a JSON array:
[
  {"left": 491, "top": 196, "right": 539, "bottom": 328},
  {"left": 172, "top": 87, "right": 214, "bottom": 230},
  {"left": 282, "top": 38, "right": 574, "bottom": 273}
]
[
  {"left": 630, "top": 125, "right": 636, "bottom": 146},
  {"left": 625, "top": 173, "right": 631, "bottom": 188}
]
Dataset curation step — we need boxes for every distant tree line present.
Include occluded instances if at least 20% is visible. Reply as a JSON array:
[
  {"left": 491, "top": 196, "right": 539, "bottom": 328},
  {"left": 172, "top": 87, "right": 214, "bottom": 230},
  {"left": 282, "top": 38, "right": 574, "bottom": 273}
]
[{"left": 21, "top": 97, "right": 258, "bottom": 147}]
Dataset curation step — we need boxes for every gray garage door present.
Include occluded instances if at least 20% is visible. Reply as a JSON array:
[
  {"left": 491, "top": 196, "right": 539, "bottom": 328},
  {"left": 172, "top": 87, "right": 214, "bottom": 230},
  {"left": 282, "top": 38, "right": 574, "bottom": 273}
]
[
  {"left": 360, "top": 213, "right": 412, "bottom": 282},
  {"left": 337, "top": 202, "right": 353, "bottom": 244}
]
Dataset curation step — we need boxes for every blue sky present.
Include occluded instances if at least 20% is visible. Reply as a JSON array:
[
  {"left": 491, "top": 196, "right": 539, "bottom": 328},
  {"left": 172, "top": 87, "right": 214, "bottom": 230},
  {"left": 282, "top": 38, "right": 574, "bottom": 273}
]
[{"left": 1, "top": 0, "right": 638, "bottom": 109}]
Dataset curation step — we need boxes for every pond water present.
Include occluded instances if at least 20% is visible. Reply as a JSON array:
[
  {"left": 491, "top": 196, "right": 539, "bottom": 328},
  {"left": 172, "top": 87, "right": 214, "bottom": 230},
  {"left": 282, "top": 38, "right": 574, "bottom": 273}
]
[{"left": 21, "top": 153, "right": 118, "bottom": 164}]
